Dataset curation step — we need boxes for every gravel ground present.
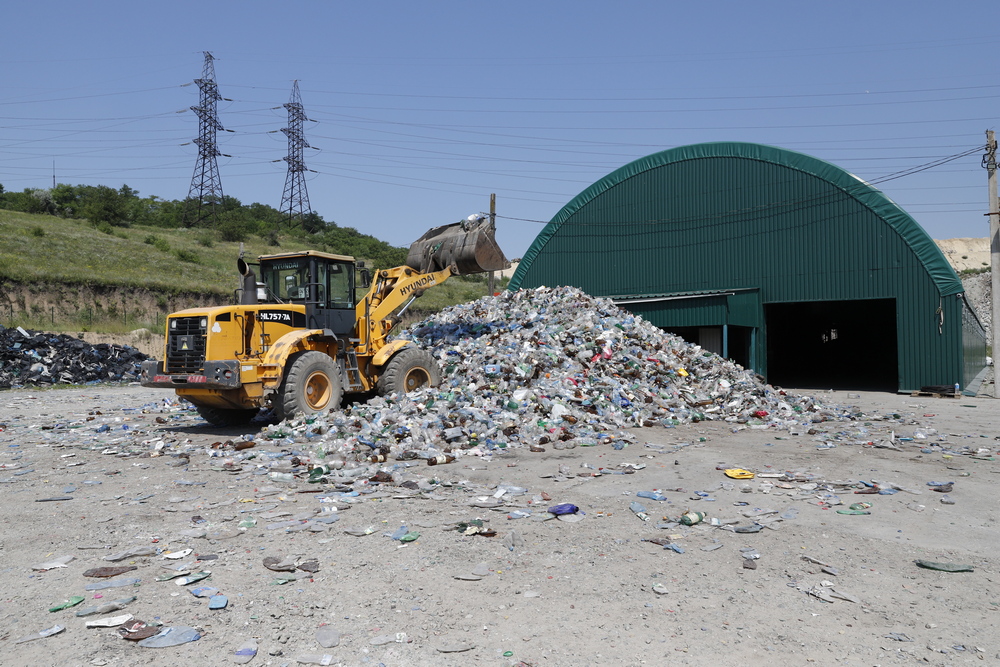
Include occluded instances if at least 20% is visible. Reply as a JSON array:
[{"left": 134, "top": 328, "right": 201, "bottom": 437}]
[{"left": 1, "top": 385, "right": 998, "bottom": 666}]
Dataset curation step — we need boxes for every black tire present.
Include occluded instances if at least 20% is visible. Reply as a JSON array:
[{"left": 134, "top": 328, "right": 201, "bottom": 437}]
[
  {"left": 196, "top": 405, "right": 259, "bottom": 427},
  {"left": 376, "top": 347, "right": 442, "bottom": 397},
  {"left": 276, "top": 351, "right": 343, "bottom": 421}
]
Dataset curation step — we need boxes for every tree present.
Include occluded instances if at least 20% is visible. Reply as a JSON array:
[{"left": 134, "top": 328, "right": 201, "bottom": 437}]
[
  {"left": 301, "top": 211, "right": 326, "bottom": 234},
  {"left": 217, "top": 208, "right": 254, "bottom": 242},
  {"left": 30, "top": 189, "right": 56, "bottom": 214},
  {"left": 51, "top": 184, "right": 84, "bottom": 217},
  {"left": 81, "top": 185, "right": 129, "bottom": 227}
]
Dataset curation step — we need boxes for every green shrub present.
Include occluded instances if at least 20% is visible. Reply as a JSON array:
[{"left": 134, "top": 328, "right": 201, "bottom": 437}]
[
  {"left": 145, "top": 234, "right": 171, "bottom": 253},
  {"left": 30, "top": 226, "right": 45, "bottom": 238},
  {"left": 196, "top": 232, "right": 215, "bottom": 247},
  {"left": 175, "top": 249, "right": 199, "bottom": 263},
  {"left": 96, "top": 221, "right": 115, "bottom": 235},
  {"left": 218, "top": 217, "right": 250, "bottom": 243}
]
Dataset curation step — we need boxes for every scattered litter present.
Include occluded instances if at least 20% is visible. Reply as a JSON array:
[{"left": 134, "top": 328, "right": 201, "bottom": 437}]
[
  {"left": 316, "top": 625, "right": 341, "bottom": 648},
  {"left": 84, "top": 577, "right": 141, "bottom": 591},
  {"left": 915, "top": 560, "right": 974, "bottom": 572},
  {"left": 137, "top": 625, "right": 201, "bottom": 648},
  {"left": 119, "top": 620, "right": 161, "bottom": 641},
  {"left": 104, "top": 547, "right": 157, "bottom": 562},
  {"left": 85, "top": 613, "right": 133, "bottom": 628},
  {"left": 75, "top": 596, "right": 136, "bottom": 617},
  {"left": 32, "top": 555, "right": 74, "bottom": 571},
  {"left": 437, "top": 642, "right": 476, "bottom": 653},
  {"left": 48, "top": 596, "right": 85, "bottom": 612},
  {"left": 83, "top": 566, "right": 137, "bottom": 578},
  {"left": 14, "top": 624, "right": 65, "bottom": 644},
  {"left": 232, "top": 638, "right": 258, "bottom": 664}
]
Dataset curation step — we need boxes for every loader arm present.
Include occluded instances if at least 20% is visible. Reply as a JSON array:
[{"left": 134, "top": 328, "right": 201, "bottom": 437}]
[{"left": 355, "top": 265, "right": 455, "bottom": 356}]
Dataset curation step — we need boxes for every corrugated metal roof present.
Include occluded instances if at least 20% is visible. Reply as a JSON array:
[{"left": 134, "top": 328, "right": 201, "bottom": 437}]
[{"left": 509, "top": 142, "right": 962, "bottom": 297}]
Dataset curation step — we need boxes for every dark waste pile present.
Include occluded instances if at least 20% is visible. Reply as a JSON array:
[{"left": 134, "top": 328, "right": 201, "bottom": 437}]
[
  {"left": 0, "top": 325, "right": 148, "bottom": 389},
  {"left": 258, "top": 286, "right": 843, "bottom": 465}
]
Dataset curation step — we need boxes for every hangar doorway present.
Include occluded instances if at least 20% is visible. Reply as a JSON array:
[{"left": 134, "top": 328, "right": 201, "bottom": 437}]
[{"left": 765, "top": 299, "right": 897, "bottom": 391}]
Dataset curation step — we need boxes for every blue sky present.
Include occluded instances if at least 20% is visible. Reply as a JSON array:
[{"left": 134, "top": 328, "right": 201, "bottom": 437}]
[{"left": 2, "top": 1, "right": 997, "bottom": 258}]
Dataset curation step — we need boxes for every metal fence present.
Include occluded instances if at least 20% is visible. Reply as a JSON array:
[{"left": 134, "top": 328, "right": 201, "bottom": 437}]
[{"left": 1, "top": 303, "right": 167, "bottom": 333}]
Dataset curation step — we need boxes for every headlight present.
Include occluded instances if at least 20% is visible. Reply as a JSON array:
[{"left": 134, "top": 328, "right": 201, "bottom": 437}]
[
  {"left": 200, "top": 318, "right": 208, "bottom": 329},
  {"left": 170, "top": 320, "right": 177, "bottom": 329}
]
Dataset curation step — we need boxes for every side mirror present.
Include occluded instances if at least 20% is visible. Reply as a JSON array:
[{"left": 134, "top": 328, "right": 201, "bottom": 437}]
[{"left": 359, "top": 268, "right": 372, "bottom": 288}]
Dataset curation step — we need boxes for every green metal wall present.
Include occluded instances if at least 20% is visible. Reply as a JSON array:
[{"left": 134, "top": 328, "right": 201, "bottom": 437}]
[{"left": 509, "top": 142, "right": 983, "bottom": 392}]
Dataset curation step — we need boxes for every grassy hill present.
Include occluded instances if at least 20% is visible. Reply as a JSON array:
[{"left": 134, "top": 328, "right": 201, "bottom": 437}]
[{"left": 0, "top": 209, "right": 502, "bottom": 333}]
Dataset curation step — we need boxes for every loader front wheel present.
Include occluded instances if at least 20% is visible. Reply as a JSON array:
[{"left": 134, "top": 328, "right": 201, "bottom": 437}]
[
  {"left": 276, "top": 351, "right": 343, "bottom": 421},
  {"left": 377, "top": 348, "right": 441, "bottom": 397},
  {"left": 196, "top": 405, "right": 259, "bottom": 427}
]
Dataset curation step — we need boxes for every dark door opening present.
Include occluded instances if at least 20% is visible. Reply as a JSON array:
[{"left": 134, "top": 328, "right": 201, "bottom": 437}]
[
  {"left": 727, "top": 325, "right": 753, "bottom": 370},
  {"left": 765, "top": 299, "right": 897, "bottom": 391}
]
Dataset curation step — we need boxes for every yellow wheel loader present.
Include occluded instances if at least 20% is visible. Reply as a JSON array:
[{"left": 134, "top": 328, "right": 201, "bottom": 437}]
[{"left": 139, "top": 216, "right": 508, "bottom": 426}]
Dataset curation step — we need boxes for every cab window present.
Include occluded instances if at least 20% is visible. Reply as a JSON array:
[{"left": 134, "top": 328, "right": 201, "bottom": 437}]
[{"left": 262, "top": 258, "right": 310, "bottom": 301}]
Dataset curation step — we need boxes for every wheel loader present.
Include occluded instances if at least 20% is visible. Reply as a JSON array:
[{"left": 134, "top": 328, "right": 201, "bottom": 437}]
[{"left": 139, "top": 215, "right": 508, "bottom": 426}]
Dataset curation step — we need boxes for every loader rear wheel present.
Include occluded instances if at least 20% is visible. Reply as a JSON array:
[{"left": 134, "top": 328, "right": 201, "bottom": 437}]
[
  {"left": 276, "top": 351, "right": 343, "bottom": 421},
  {"left": 377, "top": 348, "right": 441, "bottom": 397},
  {"left": 196, "top": 405, "right": 259, "bottom": 427}
]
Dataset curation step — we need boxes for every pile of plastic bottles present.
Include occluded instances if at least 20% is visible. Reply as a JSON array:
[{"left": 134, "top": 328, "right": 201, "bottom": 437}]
[{"left": 256, "top": 286, "right": 841, "bottom": 467}]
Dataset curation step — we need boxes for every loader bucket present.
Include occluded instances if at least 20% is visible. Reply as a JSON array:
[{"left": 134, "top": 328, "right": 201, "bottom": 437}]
[{"left": 406, "top": 216, "right": 510, "bottom": 276}]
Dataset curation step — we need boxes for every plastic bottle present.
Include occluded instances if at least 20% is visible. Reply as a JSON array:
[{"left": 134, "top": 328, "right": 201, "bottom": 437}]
[
  {"left": 636, "top": 490, "right": 666, "bottom": 501},
  {"left": 427, "top": 454, "right": 456, "bottom": 466},
  {"left": 308, "top": 465, "right": 330, "bottom": 482},
  {"left": 629, "top": 501, "right": 650, "bottom": 521},
  {"left": 680, "top": 511, "right": 705, "bottom": 526}
]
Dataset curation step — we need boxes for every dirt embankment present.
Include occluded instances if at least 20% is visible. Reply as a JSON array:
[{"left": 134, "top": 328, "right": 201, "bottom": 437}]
[
  {"left": 0, "top": 279, "right": 228, "bottom": 340},
  {"left": 936, "top": 237, "right": 989, "bottom": 272},
  {"left": 73, "top": 330, "right": 164, "bottom": 358}
]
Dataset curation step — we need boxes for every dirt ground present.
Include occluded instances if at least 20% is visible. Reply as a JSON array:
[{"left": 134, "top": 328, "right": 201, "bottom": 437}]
[{"left": 0, "top": 385, "right": 998, "bottom": 666}]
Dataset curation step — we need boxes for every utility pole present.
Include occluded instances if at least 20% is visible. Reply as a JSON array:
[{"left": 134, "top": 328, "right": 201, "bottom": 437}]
[
  {"left": 488, "top": 193, "right": 497, "bottom": 295},
  {"left": 985, "top": 130, "right": 999, "bottom": 397}
]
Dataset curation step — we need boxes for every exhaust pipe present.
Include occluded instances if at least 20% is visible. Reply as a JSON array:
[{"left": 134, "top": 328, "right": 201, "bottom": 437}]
[{"left": 238, "top": 257, "right": 258, "bottom": 305}]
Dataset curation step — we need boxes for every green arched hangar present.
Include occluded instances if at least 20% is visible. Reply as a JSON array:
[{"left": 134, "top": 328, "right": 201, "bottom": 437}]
[{"left": 509, "top": 142, "right": 987, "bottom": 393}]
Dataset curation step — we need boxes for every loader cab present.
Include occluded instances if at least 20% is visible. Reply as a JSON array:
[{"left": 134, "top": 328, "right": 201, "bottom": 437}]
[{"left": 259, "top": 251, "right": 359, "bottom": 335}]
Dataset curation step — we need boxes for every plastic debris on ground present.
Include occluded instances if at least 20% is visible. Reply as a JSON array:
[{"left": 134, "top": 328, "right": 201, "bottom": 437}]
[{"left": 0, "top": 325, "right": 147, "bottom": 389}]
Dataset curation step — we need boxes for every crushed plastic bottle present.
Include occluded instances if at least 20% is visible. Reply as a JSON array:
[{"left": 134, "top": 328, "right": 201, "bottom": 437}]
[{"left": 630, "top": 501, "right": 650, "bottom": 521}]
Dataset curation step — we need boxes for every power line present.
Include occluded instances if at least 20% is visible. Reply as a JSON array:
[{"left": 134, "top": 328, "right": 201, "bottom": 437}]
[{"left": 495, "top": 145, "right": 987, "bottom": 226}]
